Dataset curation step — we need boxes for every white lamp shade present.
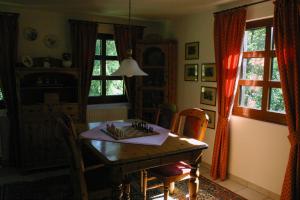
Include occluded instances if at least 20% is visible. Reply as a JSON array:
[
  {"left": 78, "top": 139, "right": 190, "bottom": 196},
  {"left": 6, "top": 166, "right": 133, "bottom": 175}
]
[{"left": 111, "top": 58, "right": 148, "bottom": 77}]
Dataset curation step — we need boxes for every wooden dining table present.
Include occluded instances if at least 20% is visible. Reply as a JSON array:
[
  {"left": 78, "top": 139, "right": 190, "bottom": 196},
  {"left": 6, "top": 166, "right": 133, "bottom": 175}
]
[{"left": 80, "top": 120, "right": 208, "bottom": 200}]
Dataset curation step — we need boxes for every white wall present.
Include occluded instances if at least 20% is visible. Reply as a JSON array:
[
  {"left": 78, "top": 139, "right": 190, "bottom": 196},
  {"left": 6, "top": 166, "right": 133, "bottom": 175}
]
[
  {"left": 170, "top": 1, "right": 289, "bottom": 195},
  {"left": 0, "top": 4, "right": 167, "bottom": 62}
]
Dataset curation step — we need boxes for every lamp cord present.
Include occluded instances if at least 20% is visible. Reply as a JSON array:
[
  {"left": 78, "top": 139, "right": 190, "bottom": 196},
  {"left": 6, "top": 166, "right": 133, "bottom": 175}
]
[{"left": 128, "top": 0, "right": 132, "bottom": 51}]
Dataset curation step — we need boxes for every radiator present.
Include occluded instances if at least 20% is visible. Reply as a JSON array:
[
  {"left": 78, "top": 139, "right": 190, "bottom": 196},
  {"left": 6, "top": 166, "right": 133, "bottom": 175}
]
[{"left": 87, "top": 104, "right": 128, "bottom": 122}]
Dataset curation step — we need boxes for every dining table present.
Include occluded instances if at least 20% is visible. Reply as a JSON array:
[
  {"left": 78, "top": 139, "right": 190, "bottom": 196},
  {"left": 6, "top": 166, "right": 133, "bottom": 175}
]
[{"left": 80, "top": 120, "right": 208, "bottom": 200}]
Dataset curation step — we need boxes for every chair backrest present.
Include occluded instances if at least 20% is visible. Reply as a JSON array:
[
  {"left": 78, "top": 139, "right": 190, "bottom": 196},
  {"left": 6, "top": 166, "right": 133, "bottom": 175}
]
[
  {"left": 56, "top": 113, "right": 88, "bottom": 200},
  {"left": 155, "top": 103, "right": 177, "bottom": 130},
  {"left": 173, "top": 108, "right": 208, "bottom": 141}
]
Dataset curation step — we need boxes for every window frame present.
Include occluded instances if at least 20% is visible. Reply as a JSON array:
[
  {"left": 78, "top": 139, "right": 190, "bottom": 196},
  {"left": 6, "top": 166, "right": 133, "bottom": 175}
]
[
  {"left": 88, "top": 33, "right": 127, "bottom": 104},
  {"left": 232, "top": 18, "right": 286, "bottom": 125},
  {"left": 0, "top": 81, "right": 5, "bottom": 109}
]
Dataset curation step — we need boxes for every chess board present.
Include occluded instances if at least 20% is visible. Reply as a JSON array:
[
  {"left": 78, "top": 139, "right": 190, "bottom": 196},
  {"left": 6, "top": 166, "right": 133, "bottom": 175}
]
[{"left": 101, "top": 125, "right": 159, "bottom": 140}]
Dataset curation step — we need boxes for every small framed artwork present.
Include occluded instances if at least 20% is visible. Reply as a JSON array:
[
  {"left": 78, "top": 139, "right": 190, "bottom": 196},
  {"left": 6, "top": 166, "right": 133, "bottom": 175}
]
[
  {"left": 201, "top": 63, "right": 216, "bottom": 82},
  {"left": 200, "top": 86, "right": 217, "bottom": 106},
  {"left": 184, "top": 64, "right": 198, "bottom": 81},
  {"left": 203, "top": 109, "right": 216, "bottom": 129},
  {"left": 185, "top": 42, "right": 199, "bottom": 60}
]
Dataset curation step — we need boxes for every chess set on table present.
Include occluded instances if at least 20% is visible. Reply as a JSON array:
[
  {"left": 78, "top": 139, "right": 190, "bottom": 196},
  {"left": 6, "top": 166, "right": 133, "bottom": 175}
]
[{"left": 101, "top": 121, "right": 159, "bottom": 140}]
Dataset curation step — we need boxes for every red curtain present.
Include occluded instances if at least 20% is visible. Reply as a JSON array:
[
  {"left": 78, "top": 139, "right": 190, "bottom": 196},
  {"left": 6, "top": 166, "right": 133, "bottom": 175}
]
[
  {"left": 210, "top": 8, "right": 246, "bottom": 180},
  {"left": 274, "top": 0, "right": 300, "bottom": 199},
  {"left": 0, "top": 13, "right": 20, "bottom": 166},
  {"left": 70, "top": 20, "right": 97, "bottom": 122},
  {"left": 114, "top": 25, "right": 144, "bottom": 118}
]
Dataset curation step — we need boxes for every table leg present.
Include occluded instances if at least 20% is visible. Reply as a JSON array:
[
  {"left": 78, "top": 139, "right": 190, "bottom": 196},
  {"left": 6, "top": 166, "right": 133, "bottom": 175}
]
[
  {"left": 111, "top": 168, "right": 123, "bottom": 200},
  {"left": 189, "top": 163, "right": 199, "bottom": 200},
  {"left": 123, "top": 175, "right": 131, "bottom": 200}
]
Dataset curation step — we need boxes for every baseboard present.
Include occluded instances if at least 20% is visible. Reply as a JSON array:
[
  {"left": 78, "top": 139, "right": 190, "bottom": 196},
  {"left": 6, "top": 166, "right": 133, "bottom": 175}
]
[{"left": 200, "top": 162, "right": 280, "bottom": 200}]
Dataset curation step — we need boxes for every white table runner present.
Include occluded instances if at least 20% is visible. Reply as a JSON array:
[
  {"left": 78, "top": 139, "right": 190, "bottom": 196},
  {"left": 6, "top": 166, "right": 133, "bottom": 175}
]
[{"left": 80, "top": 121, "right": 169, "bottom": 146}]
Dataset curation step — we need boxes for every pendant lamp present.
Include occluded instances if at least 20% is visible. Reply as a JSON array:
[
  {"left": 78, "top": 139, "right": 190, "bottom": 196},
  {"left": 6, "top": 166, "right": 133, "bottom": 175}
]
[{"left": 111, "top": 0, "right": 148, "bottom": 77}]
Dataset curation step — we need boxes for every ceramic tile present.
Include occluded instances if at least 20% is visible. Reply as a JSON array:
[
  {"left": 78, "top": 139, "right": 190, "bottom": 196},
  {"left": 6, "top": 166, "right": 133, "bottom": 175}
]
[
  {"left": 217, "top": 179, "right": 247, "bottom": 192},
  {"left": 236, "top": 188, "right": 267, "bottom": 200}
]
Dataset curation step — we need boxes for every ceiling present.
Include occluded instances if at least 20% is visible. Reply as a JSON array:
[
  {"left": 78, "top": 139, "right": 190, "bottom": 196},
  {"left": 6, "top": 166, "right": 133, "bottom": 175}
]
[{"left": 1, "top": 0, "right": 254, "bottom": 20}]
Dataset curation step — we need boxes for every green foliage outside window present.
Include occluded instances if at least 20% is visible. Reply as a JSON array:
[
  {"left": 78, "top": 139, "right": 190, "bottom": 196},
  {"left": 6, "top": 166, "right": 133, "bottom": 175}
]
[
  {"left": 89, "top": 36, "right": 124, "bottom": 99},
  {"left": 241, "top": 58, "right": 264, "bottom": 80},
  {"left": 240, "top": 86, "right": 263, "bottom": 110},
  {"left": 0, "top": 88, "right": 3, "bottom": 101},
  {"left": 270, "top": 88, "right": 285, "bottom": 113},
  {"left": 271, "top": 58, "right": 280, "bottom": 81},
  {"left": 244, "top": 28, "right": 266, "bottom": 52}
]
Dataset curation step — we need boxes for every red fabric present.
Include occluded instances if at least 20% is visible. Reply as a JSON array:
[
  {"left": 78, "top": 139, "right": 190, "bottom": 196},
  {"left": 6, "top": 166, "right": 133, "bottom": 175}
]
[
  {"left": 70, "top": 20, "right": 97, "bottom": 122},
  {"left": 210, "top": 8, "right": 246, "bottom": 181},
  {"left": 114, "top": 25, "right": 144, "bottom": 118},
  {"left": 274, "top": 0, "right": 300, "bottom": 199},
  {"left": 150, "top": 162, "right": 191, "bottom": 177}
]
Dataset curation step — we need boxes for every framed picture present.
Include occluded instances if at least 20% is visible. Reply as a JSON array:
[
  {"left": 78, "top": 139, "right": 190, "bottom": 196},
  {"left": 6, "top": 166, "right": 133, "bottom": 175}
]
[
  {"left": 200, "top": 86, "right": 217, "bottom": 106},
  {"left": 184, "top": 64, "right": 198, "bottom": 81},
  {"left": 203, "top": 109, "right": 216, "bottom": 129},
  {"left": 185, "top": 42, "right": 199, "bottom": 60},
  {"left": 201, "top": 63, "right": 216, "bottom": 82}
]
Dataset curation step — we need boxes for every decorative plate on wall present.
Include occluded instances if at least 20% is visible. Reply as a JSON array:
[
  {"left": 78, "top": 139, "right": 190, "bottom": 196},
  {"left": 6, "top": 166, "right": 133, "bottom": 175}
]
[
  {"left": 23, "top": 27, "right": 38, "bottom": 41},
  {"left": 43, "top": 34, "right": 59, "bottom": 48},
  {"left": 22, "top": 56, "right": 34, "bottom": 67}
]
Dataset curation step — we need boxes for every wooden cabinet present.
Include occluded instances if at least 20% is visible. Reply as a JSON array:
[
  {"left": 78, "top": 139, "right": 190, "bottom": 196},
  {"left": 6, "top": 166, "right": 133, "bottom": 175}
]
[
  {"left": 135, "top": 41, "right": 177, "bottom": 123},
  {"left": 16, "top": 67, "right": 81, "bottom": 171}
]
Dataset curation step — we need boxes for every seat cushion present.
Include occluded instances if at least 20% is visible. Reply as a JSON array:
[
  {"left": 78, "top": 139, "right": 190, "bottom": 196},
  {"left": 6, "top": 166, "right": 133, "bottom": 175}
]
[{"left": 150, "top": 161, "right": 192, "bottom": 177}]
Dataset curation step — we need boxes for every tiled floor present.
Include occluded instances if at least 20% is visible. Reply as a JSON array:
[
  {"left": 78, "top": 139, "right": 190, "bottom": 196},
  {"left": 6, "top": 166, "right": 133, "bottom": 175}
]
[{"left": 199, "top": 166, "right": 277, "bottom": 200}]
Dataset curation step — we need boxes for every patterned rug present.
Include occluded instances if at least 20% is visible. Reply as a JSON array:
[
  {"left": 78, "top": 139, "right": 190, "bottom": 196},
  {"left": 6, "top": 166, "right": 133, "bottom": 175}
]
[{"left": 0, "top": 174, "right": 247, "bottom": 200}]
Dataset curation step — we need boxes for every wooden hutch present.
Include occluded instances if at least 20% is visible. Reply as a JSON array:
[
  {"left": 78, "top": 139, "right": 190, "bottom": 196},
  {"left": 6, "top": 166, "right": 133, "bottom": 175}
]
[
  {"left": 16, "top": 59, "right": 82, "bottom": 171},
  {"left": 135, "top": 40, "right": 177, "bottom": 123}
]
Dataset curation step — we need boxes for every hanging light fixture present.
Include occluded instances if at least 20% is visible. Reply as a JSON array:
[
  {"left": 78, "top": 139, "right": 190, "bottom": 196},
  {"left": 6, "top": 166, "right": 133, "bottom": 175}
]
[{"left": 111, "top": 0, "right": 148, "bottom": 77}]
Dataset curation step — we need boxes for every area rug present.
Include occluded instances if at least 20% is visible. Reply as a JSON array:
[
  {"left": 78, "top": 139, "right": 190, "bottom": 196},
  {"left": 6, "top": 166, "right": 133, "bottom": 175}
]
[{"left": 0, "top": 174, "right": 246, "bottom": 200}]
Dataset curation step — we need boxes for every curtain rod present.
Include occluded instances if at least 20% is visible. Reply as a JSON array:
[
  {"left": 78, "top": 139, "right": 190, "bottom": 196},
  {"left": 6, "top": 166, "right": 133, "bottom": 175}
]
[
  {"left": 214, "top": 0, "right": 272, "bottom": 15},
  {"left": 0, "top": 11, "right": 19, "bottom": 16},
  {"left": 69, "top": 19, "right": 146, "bottom": 28}
]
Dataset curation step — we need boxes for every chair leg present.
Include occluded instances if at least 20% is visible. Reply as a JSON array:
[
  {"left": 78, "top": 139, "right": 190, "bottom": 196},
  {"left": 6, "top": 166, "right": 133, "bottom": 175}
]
[
  {"left": 163, "top": 182, "right": 169, "bottom": 200},
  {"left": 140, "top": 170, "right": 144, "bottom": 193},
  {"left": 169, "top": 182, "right": 175, "bottom": 194},
  {"left": 142, "top": 170, "right": 148, "bottom": 200}
]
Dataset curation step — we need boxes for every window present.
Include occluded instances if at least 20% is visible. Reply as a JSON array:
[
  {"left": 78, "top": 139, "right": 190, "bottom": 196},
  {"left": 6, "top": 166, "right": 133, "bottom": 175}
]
[
  {"left": 233, "top": 18, "right": 286, "bottom": 125},
  {"left": 88, "top": 34, "right": 126, "bottom": 104},
  {"left": 0, "top": 82, "right": 5, "bottom": 108}
]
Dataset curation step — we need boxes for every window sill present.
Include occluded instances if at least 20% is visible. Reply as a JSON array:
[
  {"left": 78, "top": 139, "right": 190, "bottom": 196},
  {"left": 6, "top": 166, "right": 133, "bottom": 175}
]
[{"left": 87, "top": 103, "right": 130, "bottom": 110}]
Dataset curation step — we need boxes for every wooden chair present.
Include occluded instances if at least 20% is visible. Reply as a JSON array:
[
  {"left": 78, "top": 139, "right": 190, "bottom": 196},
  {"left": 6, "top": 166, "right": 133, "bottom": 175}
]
[
  {"left": 155, "top": 103, "right": 177, "bottom": 131},
  {"left": 141, "top": 108, "right": 208, "bottom": 200},
  {"left": 57, "top": 113, "right": 112, "bottom": 200}
]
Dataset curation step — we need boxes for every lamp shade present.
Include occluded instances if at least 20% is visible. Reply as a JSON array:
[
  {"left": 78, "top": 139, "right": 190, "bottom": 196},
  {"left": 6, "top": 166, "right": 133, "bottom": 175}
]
[{"left": 111, "top": 58, "right": 148, "bottom": 77}]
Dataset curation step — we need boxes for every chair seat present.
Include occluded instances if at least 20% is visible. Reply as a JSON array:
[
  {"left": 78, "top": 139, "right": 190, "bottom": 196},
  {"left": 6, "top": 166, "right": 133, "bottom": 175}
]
[{"left": 150, "top": 161, "right": 192, "bottom": 177}]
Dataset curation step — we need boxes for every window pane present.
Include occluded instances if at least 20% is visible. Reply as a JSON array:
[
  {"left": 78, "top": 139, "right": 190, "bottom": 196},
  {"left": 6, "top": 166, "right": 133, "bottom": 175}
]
[
  {"left": 239, "top": 86, "right": 263, "bottom": 110},
  {"left": 269, "top": 88, "right": 285, "bottom": 113},
  {"left": 89, "top": 80, "right": 102, "bottom": 96},
  {"left": 271, "top": 57, "right": 280, "bottom": 81},
  {"left": 106, "top": 80, "right": 124, "bottom": 96},
  {"left": 95, "top": 39, "right": 101, "bottom": 55},
  {"left": 106, "top": 60, "right": 120, "bottom": 75},
  {"left": 0, "top": 87, "right": 3, "bottom": 101},
  {"left": 244, "top": 27, "right": 266, "bottom": 51},
  {"left": 106, "top": 40, "right": 118, "bottom": 56},
  {"left": 92, "top": 60, "right": 101, "bottom": 76},
  {"left": 241, "top": 58, "right": 264, "bottom": 80}
]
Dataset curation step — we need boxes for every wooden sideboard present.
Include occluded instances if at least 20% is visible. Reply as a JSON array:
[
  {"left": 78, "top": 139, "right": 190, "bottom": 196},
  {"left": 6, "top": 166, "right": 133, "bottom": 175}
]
[{"left": 16, "top": 67, "right": 82, "bottom": 171}]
